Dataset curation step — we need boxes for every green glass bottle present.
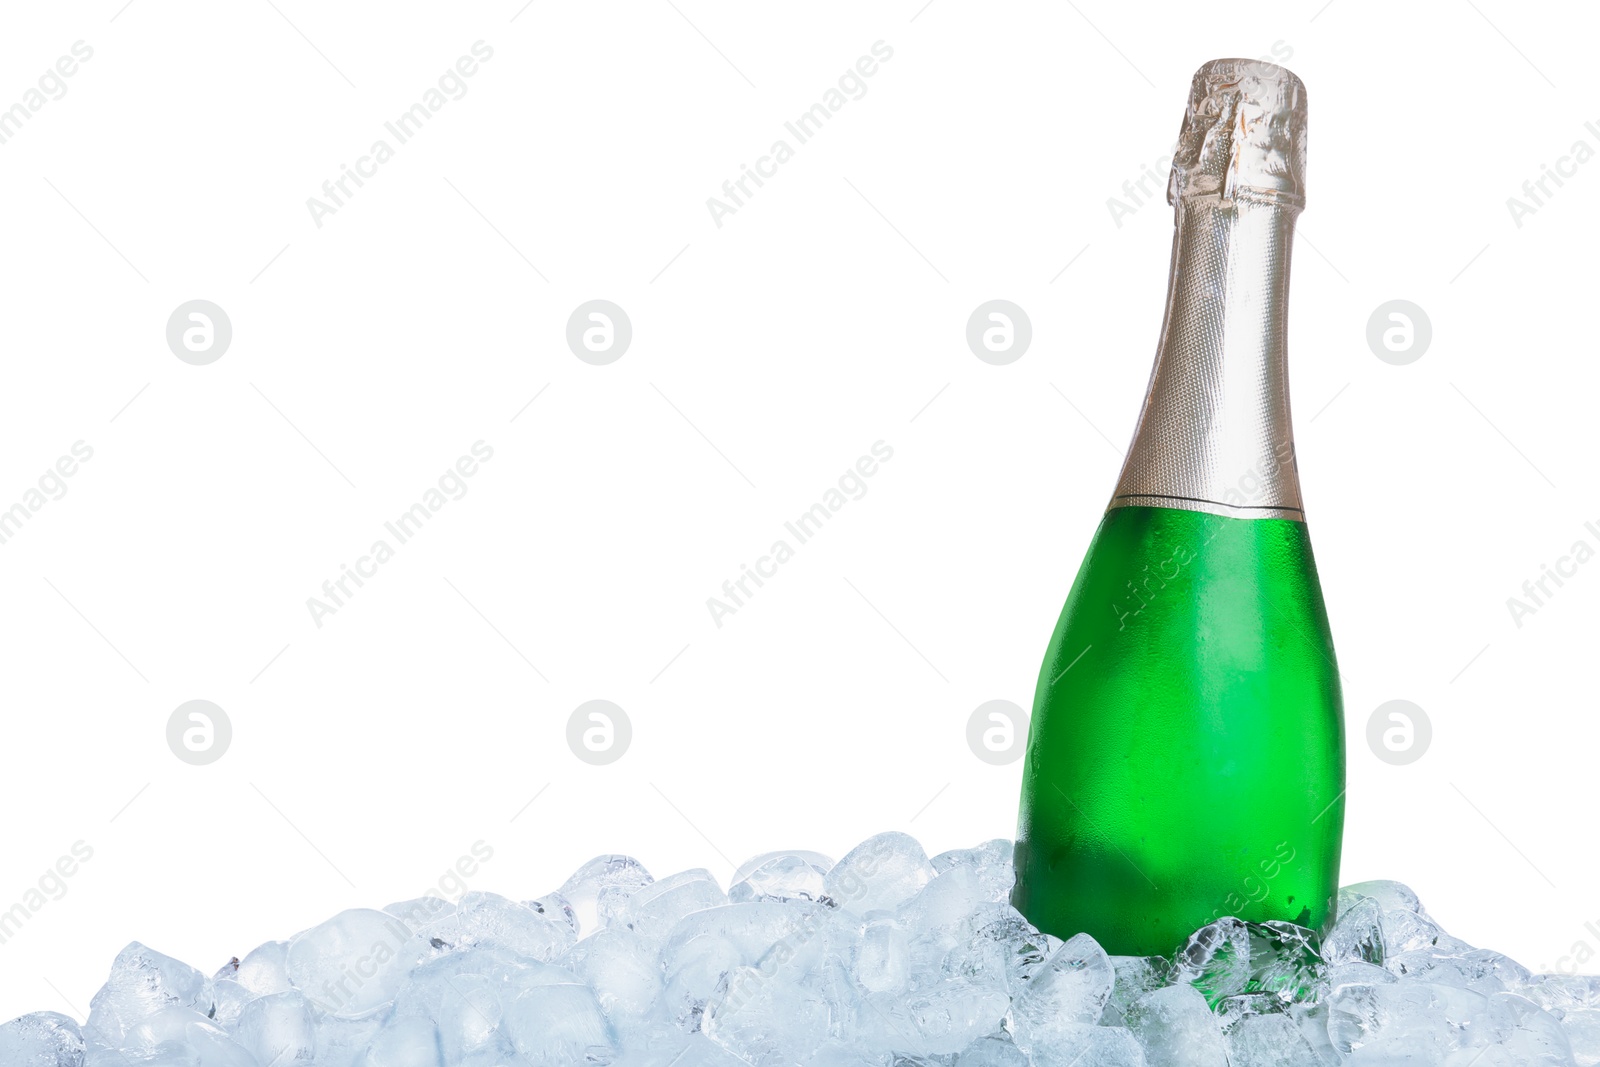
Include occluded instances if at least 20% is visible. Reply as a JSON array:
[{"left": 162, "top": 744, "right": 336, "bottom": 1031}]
[{"left": 1012, "top": 59, "right": 1344, "bottom": 958}]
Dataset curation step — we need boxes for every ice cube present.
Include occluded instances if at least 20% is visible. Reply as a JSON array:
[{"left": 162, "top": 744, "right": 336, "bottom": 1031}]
[
  {"left": 1126, "top": 984, "right": 1226, "bottom": 1067},
  {"left": 1529, "top": 975, "right": 1600, "bottom": 1013},
  {"left": 1026, "top": 1023, "right": 1147, "bottom": 1067},
  {"left": 1009, "top": 932, "right": 1116, "bottom": 1053},
  {"left": 943, "top": 904, "right": 1057, "bottom": 995},
  {"left": 1327, "top": 978, "right": 1492, "bottom": 1060},
  {"left": 658, "top": 1034, "right": 759, "bottom": 1067},
  {"left": 1102, "top": 956, "right": 1169, "bottom": 1026},
  {"left": 502, "top": 982, "right": 617, "bottom": 1065},
  {"left": 853, "top": 918, "right": 911, "bottom": 994},
  {"left": 1340, "top": 881, "right": 1450, "bottom": 958},
  {"left": 823, "top": 832, "right": 935, "bottom": 915},
  {"left": 120, "top": 1006, "right": 213, "bottom": 1049},
  {"left": 904, "top": 929, "right": 1011, "bottom": 1022},
  {"left": 1562, "top": 1008, "right": 1600, "bottom": 1067},
  {"left": 661, "top": 901, "right": 829, "bottom": 971},
  {"left": 229, "top": 940, "right": 293, "bottom": 997},
  {"left": 207, "top": 979, "right": 250, "bottom": 1030},
  {"left": 286, "top": 908, "right": 417, "bottom": 1017},
  {"left": 900, "top": 866, "right": 986, "bottom": 932},
  {"left": 1245, "top": 921, "right": 1324, "bottom": 1003},
  {"left": 387, "top": 953, "right": 576, "bottom": 1062},
  {"left": 563, "top": 927, "right": 661, "bottom": 1021},
  {"left": 1221, "top": 1013, "right": 1322, "bottom": 1067},
  {"left": 559, "top": 855, "right": 654, "bottom": 936},
  {"left": 953, "top": 1034, "right": 1030, "bottom": 1067},
  {"left": 1339, "top": 880, "right": 1427, "bottom": 916},
  {"left": 183, "top": 1019, "right": 260, "bottom": 1067},
  {"left": 426, "top": 890, "right": 573, "bottom": 961},
  {"left": 390, "top": 967, "right": 507, "bottom": 1063},
  {"left": 728, "top": 852, "right": 830, "bottom": 905},
  {"left": 878, "top": 982, "right": 1011, "bottom": 1055},
  {"left": 232, "top": 990, "right": 315, "bottom": 1067},
  {"left": 702, "top": 965, "right": 831, "bottom": 1067},
  {"left": 117, "top": 1007, "right": 256, "bottom": 1067},
  {"left": 312, "top": 1013, "right": 387, "bottom": 1067},
  {"left": 930, "top": 839, "right": 1015, "bottom": 903},
  {"left": 1486, "top": 992, "right": 1577, "bottom": 1065},
  {"left": 1171, "top": 918, "right": 1252, "bottom": 1004},
  {"left": 527, "top": 892, "right": 578, "bottom": 935},
  {"left": 1388, "top": 945, "right": 1532, "bottom": 994},
  {"left": 85, "top": 942, "right": 212, "bottom": 1047},
  {"left": 0, "top": 1012, "right": 85, "bottom": 1067},
  {"left": 614, "top": 870, "right": 727, "bottom": 943},
  {"left": 365, "top": 1015, "right": 444, "bottom": 1067},
  {"left": 1287, "top": 998, "right": 1341, "bottom": 1063},
  {"left": 384, "top": 895, "right": 454, "bottom": 933},
  {"left": 661, "top": 934, "right": 742, "bottom": 1031},
  {"left": 1326, "top": 960, "right": 1395, "bottom": 993},
  {"left": 1323, "top": 895, "right": 1384, "bottom": 966}
]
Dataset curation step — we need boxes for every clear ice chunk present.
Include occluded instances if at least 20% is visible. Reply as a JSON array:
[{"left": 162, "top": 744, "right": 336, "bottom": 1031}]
[
  {"left": 1561, "top": 1008, "right": 1600, "bottom": 1067},
  {"left": 312, "top": 1012, "right": 387, "bottom": 1067},
  {"left": 613, "top": 869, "right": 728, "bottom": 943},
  {"left": 823, "top": 832, "right": 935, "bottom": 915},
  {"left": 365, "top": 1015, "right": 444, "bottom": 1067},
  {"left": 1528, "top": 975, "right": 1600, "bottom": 1013},
  {"left": 232, "top": 990, "right": 314, "bottom": 1067},
  {"left": 559, "top": 855, "right": 654, "bottom": 936},
  {"left": 383, "top": 895, "right": 453, "bottom": 930},
  {"left": 867, "top": 981, "right": 1011, "bottom": 1057},
  {"left": 947, "top": 903, "right": 1058, "bottom": 994},
  {"left": 1340, "top": 880, "right": 1450, "bottom": 957},
  {"left": 1126, "top": 984, "right": 1226, "bottom": 1066},
  {"left": 702, "top": 964, "right": 831, "bottom": 1067},
  {"left": 1027, "top": 1022, "right": 1147, "bottom": 1066},
  {"left": 527, "top": 891, "right": 578, "bottom": 935},
  {"left": 390, "top": 966, "right": 507, "bottom": 1063},
  {"left": 930, "top": 839, "right": 1016, "bottom": 904},
  {"left": 230, "top": 940, "right": 293, "bottom": 998},
  {"left": 285, "top": 908, "right": 417, "bottom": 1017},
  {"left": 1323, "top": 895, "right": 1384, "bottom": 966},
  {"left": 853, "top": 918, "right": 911, "bottom": 994},
  {"left": 661, "top": 932, "right": 742, "bottom": 1031},
  {"left": 207, "top": 978, "right": 250, "bottom": 1030},
  {"left": 1245, "top": 921, "right": 1324, "bottom": 1003},
  {"left": 1171, "top": 918, "right": 1252, "bottom": 1003},
  {"left": 728, "top": 851, "right": 831, "bottom": 905},
  {"left": 953, "top": 1034, "right": 1030, "bottom": 1067},
  {"left": 1102, "top": 956, "right": 1169, "bottom": 1027},
  {"left": 563, "top": 927, "right": 661, "bottom": 1021},
  {"left": 425, "top": 890, "right": 573, "bottom": 961},
  {"left": 901, "top": 866, "right": 988, "bottom": 931},
  {"left": 85, "top": 942, "right": 212, "bottom": 1048},
  {"left": 1221, "top": 1012, "right": 1322, "bottom": 1067},
  {"left": 502, "top": 982, "right": 617, "bottom": 1065},
  {"left": 1009, "top": 932, "right": 1116, "bottom": 1054},
  {"left": 0, "top": 1012, "right": 85, "bottom": 1067}
]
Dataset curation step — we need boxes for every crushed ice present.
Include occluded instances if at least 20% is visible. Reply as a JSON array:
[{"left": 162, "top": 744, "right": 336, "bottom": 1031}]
[{"left": 4, "top": 832, "right": 1598, "bottom": 1066}]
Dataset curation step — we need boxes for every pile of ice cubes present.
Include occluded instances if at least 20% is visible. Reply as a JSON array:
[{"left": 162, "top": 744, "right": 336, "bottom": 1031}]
[{"left": 4, "top": 831, "right": 1597, "bottom": 1066}]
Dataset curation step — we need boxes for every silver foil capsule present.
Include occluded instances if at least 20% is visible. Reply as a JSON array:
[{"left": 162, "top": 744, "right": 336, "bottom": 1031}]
[{"left": 1109, "top": 59, "right": 1309, "bottom": 522}]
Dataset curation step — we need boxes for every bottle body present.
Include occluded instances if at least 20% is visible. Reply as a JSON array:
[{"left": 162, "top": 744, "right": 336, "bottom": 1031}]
[
  {"left": 1012, "top": 505, "right": 1344, "bottom": 957},
  {"left": 1011, "top": 58, "right": 1344, "bottom": 956}
]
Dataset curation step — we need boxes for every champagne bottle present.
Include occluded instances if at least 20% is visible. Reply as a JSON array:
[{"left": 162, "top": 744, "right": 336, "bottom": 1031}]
[{"left": 1011, "top": 59, "right": 1344, "bottom": 957}]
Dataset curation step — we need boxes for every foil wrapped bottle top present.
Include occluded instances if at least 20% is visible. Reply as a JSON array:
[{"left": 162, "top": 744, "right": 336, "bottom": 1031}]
[{"left": 1168, "top": 58, "right": 1307, "bottom": 209}]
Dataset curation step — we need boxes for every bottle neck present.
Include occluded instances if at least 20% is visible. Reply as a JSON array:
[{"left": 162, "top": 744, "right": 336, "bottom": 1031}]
[{"left": 1109, "top": 194, "right": 1304, "bottom": 521}]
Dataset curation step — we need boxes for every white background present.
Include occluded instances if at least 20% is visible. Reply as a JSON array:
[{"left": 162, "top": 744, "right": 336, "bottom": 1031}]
[{"left": 1, "top": 0, "right": 1596, "bottom": 1025}]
